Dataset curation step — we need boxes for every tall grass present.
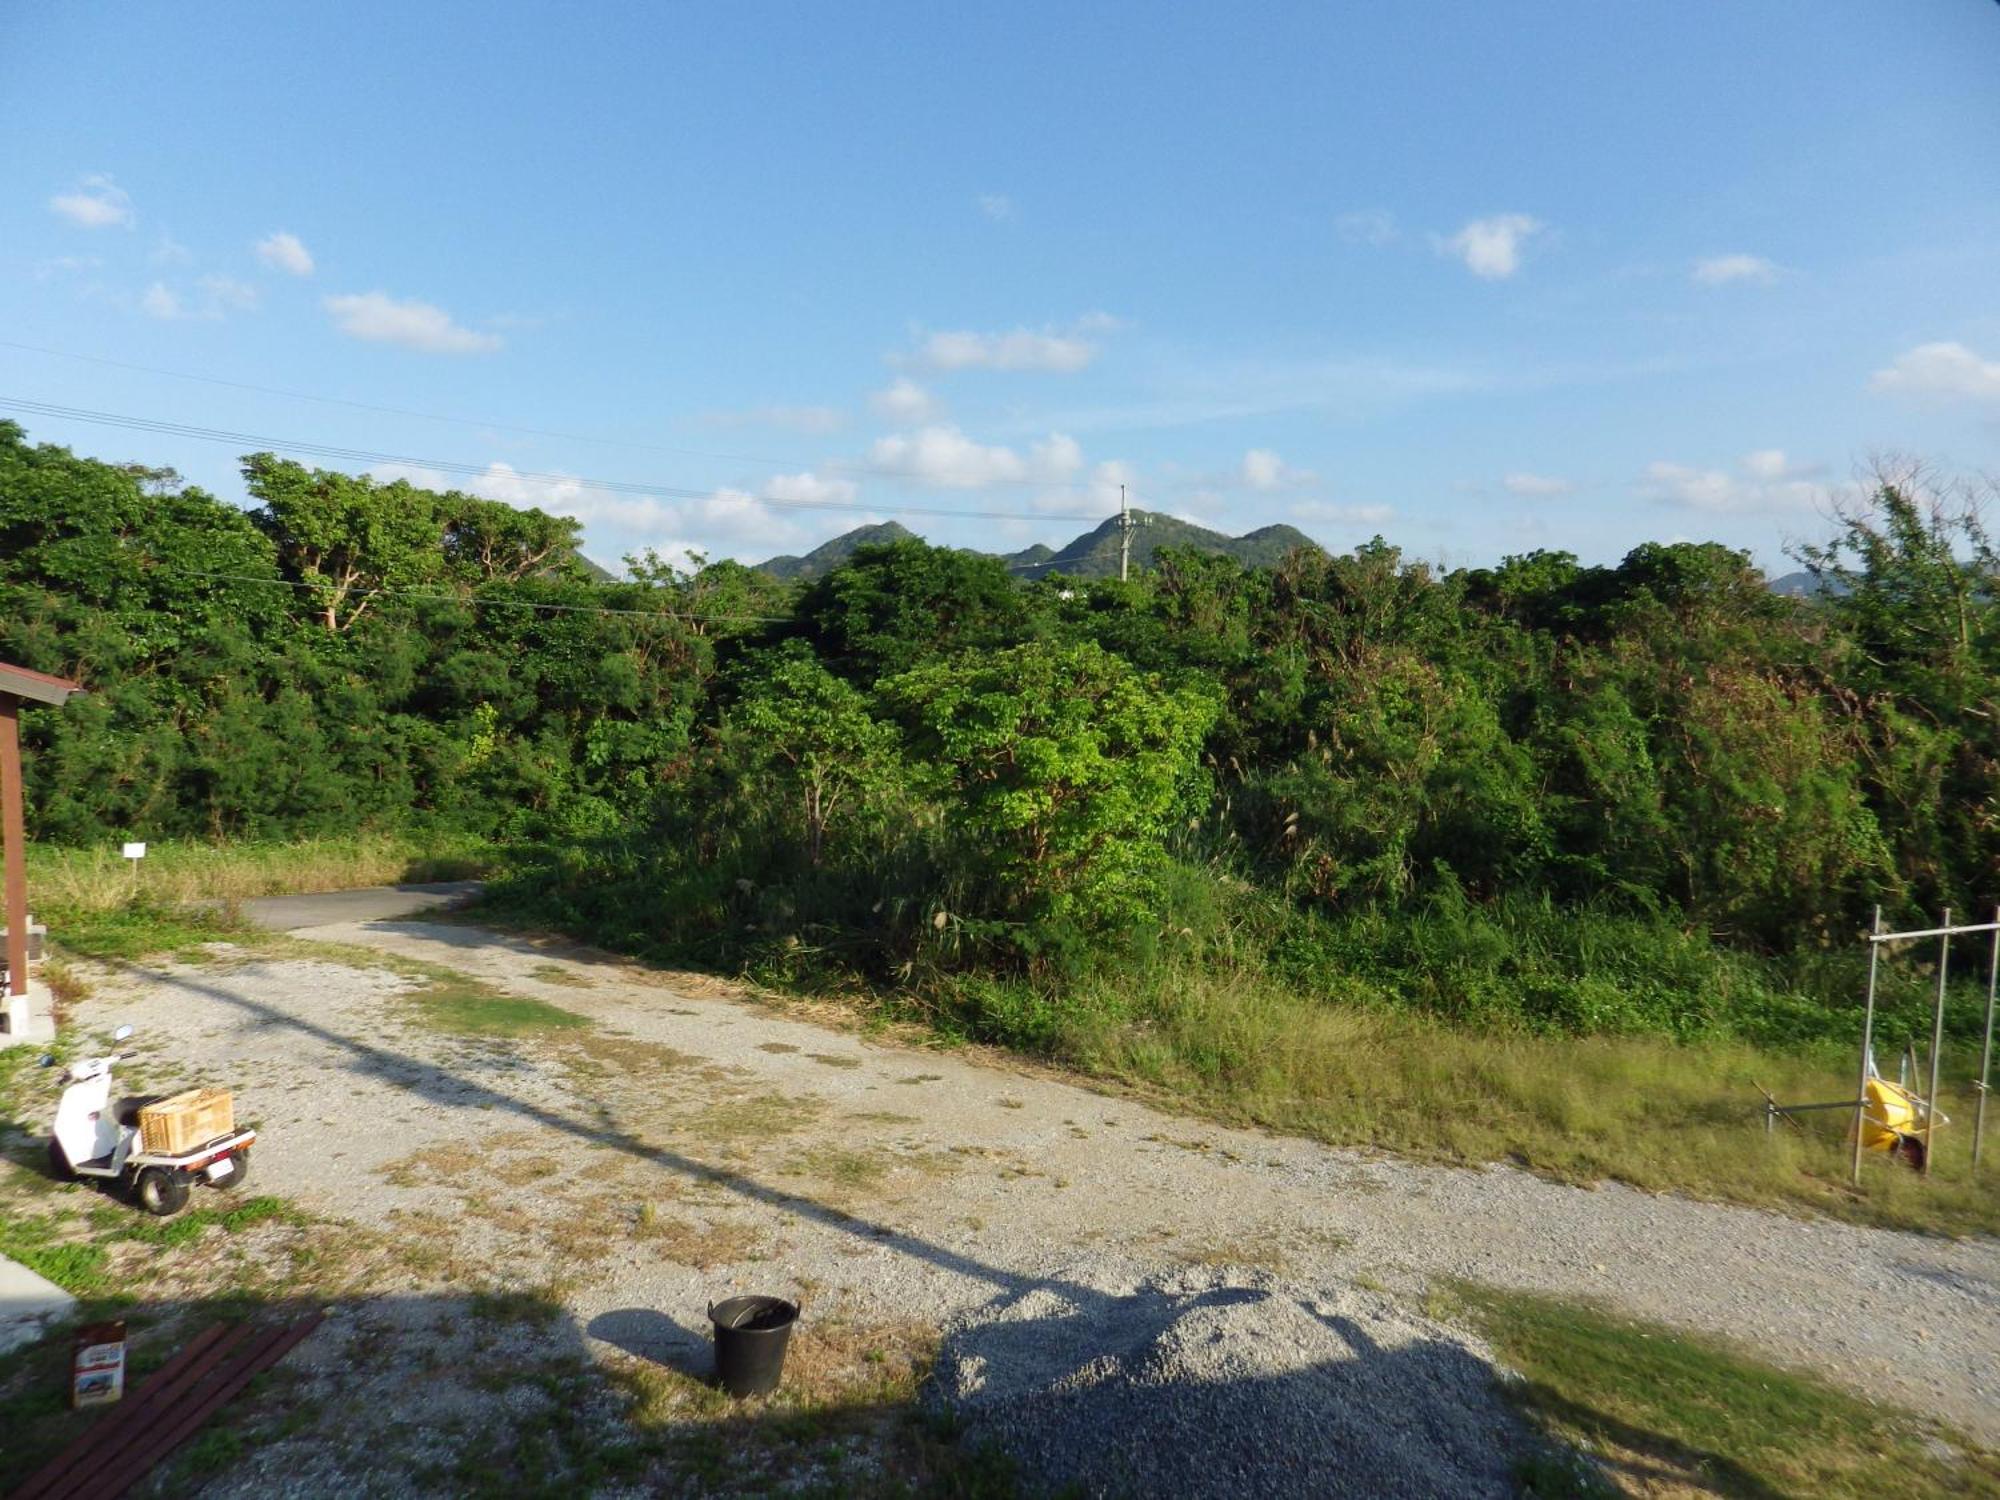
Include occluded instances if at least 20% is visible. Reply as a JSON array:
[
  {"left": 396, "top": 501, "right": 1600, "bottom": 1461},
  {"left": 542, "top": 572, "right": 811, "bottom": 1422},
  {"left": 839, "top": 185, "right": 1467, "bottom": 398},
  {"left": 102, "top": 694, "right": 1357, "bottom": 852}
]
[
  {"left": 26, "top": 836, "right": 493, "bottom": 914},
  {"left": 1036, "top": 961, "right": 1997, "bottom": 1236}
]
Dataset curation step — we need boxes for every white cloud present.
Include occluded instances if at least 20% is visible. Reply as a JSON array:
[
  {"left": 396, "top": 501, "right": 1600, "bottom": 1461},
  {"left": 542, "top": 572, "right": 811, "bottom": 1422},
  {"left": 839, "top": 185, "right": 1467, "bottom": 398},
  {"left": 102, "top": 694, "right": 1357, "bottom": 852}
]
[
  {"left": 324, "top": 291, "right": 500, "bottom": 354},
  {"left": 141, "top": 275, "right": 261, "bottom": 321},
  {"left": 764, "top": 471, "right": 859, "bottom": 506},
  {"left": 1293, "top": 500, "right": 1393, "bottom": 525},
  {"left": 1693, "top": 253, "right": 1778, "bottom": 286},
  {"left": 1439, "top": 213, "right": 1543, "bottom": 279},
  {"left": 370, "top": 461, "right": 593, "bottom": 517},
  {"left": 1239, "top": 448, "right": 1317, "bottom": 491},
  {"left": 1870, "top": 341, "right": 2000, "bottom": 404},
  {"left": 1642, "top": 462, "right": 1740, "bottom": 512},
  {"left": 255, "top": 231, "right": 315, "bottom": 277},
  {"left": 910, "top": 324, "right": 1099, "bottom": 373},
  {"left": 1033, "top": 433, "right": 1085, "bottom": 479},
  {"left": 1502, "top": 472, "right": 1573, "bottom": 497},
  {"left": 150, "top": 235, "right": 192, "bottom": 266},
  {"left": 370, "top": 459, "right": 834, "bottom": 554},
  {"left": 691, "top": 488, "right": 806, "bottom": 545},
  {"left": 1336, "top": 209, "right": 1398, "bottom": 247},
  {"left": 1242, "top": 449, "right": 1285, "bottom": 491},
  {"left": 34, "top": 255, "right": 101, "bottom": 280},
  {"left": 868, "top": 424, "right": 1085, "bottom": 489},
  {"left": 1641, "top": 455, "right": 1825, "bottom": 515},
  {"left": 868, "top": 426, "right": 1030, "bottom": 487},
  {"left": 198, "top": 274, "right": 260, "bottom": 313},
  {"left": 870, "top": 378, "right": 940, "bottom": 424},
  {"left": 977, "top": 193, "right": 1014, "bottom": 221},
  {"left": 50, "top": 175, "right": 133, "bottom": 229}
]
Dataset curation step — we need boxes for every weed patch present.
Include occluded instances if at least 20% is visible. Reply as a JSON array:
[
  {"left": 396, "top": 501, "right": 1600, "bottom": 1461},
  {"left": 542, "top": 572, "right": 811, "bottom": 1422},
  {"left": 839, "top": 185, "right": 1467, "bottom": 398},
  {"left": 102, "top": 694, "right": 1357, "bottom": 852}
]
[
  {"left": 681, "top": 1092, "right": 827, "bottom": 1147},
  {"left": 406, "top": 976, "right": 589, "bottom": 1037},
  {"left": 1445, "top": 1284, "right": 2000, "bottom": 1498}
]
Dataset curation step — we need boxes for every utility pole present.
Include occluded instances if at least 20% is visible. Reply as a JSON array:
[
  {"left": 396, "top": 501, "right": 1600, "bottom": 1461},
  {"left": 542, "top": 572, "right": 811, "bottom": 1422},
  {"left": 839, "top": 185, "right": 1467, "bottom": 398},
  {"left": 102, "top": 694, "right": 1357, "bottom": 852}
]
[{"left": 1117, "top": 485, "right": 1146, "bottom": 583}]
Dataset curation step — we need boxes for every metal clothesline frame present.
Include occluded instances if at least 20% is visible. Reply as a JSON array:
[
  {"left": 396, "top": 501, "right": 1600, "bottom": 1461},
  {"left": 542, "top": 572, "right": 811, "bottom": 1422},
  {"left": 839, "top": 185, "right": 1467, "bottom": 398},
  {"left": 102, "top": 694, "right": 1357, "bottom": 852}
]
[{"left": 1848, "top": 905, "right": 2000, "bottom": 1184}]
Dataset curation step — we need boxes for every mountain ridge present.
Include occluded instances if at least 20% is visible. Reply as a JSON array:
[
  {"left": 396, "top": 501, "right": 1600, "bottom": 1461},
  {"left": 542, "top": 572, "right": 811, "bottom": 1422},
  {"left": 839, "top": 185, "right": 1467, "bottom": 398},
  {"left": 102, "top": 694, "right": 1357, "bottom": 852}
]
[{"left": 754, "top": 511, "right": 1327, "bottom": 582}]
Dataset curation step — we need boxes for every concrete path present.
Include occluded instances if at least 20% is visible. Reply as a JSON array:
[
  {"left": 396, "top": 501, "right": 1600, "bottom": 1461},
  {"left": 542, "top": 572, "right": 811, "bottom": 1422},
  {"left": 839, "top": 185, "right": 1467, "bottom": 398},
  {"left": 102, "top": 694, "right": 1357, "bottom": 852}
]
[
  {"left": 235, "top": 882, "right": 481, "bottom": 933},
  {"left": 0, "top": 1252, "right": 76, "bottom": 1355}
]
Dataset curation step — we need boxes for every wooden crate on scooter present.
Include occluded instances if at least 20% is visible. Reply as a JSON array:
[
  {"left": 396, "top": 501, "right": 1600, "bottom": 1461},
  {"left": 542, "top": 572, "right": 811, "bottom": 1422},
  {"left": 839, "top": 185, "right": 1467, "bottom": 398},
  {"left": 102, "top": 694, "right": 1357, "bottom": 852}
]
[{"left": 138, "top": 1088, "right": 234, "bottom": 1156}]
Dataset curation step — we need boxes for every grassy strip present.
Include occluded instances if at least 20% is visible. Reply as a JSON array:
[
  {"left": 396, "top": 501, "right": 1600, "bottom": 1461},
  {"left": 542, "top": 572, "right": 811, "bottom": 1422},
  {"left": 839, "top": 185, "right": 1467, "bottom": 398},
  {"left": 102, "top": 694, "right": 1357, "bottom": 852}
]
[{"left": 1444, "top": 1284, "right": 2000, "bottom": 1498}]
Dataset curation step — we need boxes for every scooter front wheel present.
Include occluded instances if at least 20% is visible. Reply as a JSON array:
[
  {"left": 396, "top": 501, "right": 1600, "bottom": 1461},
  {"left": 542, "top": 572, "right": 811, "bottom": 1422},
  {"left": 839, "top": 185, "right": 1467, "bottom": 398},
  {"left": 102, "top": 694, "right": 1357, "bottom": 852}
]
[
  {"left": 47, "top": 1137, "right": 74, "bottom": 1183},
  {"left": 134, "top": 1166, "right": 190, "bottom": 1217}
]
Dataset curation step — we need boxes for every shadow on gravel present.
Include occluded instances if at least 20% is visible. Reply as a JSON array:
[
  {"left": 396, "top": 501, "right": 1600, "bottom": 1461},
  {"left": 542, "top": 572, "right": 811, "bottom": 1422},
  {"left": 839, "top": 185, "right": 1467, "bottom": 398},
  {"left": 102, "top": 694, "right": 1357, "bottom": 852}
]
[
  {"left": 76, "top": 958, "right": 1747, "bottom": 1496},
  {"left": 1, "top": 1284, "right": 1007, "bottom": 1498},
  {"left": 0, "top": 1288, "right": 605, "bottom": 1497},
  {"left": 586, "top": 1306, "right": 711, "bottom": 1381},
  {"left": 107, "top": 958, "right": 1089, "bottom": 1308}
]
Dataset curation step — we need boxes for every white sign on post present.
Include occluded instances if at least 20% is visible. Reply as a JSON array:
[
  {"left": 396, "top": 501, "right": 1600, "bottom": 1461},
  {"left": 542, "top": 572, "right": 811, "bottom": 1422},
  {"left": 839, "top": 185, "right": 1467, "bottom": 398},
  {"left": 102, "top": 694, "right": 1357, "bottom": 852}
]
[{"left": 121, "top": 842, "right": 146, "bottom": 861}]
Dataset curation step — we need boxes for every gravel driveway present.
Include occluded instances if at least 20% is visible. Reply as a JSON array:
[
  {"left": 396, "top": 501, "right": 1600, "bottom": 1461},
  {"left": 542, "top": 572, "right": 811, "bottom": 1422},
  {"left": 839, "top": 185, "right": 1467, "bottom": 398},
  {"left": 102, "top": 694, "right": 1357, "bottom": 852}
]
[{"left": 72, "top": 916, "right": 2000, "bottom": 1493}]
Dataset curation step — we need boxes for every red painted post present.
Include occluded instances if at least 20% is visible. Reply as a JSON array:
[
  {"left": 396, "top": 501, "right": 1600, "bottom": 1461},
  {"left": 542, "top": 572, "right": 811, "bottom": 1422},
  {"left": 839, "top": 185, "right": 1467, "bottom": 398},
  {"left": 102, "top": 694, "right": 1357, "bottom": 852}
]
[{"left": 0, "top": 695, "right": 28, "bottom": 1000}]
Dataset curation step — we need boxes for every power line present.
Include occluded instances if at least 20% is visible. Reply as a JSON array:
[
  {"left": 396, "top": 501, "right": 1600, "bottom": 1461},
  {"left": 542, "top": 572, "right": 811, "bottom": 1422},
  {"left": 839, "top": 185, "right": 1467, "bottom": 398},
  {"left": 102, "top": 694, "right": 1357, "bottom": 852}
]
[
  {"left": 0, "top": 338, "right": 1126, "bottom": 498},
  {"left": 0, "top": 395, "right": 1112, "bottom": 525}
]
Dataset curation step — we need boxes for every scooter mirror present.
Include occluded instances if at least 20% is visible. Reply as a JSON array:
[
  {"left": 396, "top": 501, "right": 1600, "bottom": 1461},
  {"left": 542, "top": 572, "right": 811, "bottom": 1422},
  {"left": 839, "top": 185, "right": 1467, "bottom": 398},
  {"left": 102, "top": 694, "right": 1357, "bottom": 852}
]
[{"left": 113, "top": 1024, "right": 135, "bottom": 1041}]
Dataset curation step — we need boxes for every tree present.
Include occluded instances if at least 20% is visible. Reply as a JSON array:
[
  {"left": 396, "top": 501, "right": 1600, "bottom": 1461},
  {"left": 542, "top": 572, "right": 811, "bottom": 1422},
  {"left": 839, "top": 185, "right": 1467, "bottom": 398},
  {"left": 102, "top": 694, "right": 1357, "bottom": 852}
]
[
  {"left": 732, "top": 646, "right": 900, "bottom": 865},
  {"left": 243, "top": 454, "right": 446, "bottom": 630},
  {"left": 439, "top": 490, "right": 582, "bottom": 584},
  {"left": 794, "top": 539, "right": 1039, "bottom": 682},
  {"left": 882, "top": 641, "right": 1219, "bottom": 939}
]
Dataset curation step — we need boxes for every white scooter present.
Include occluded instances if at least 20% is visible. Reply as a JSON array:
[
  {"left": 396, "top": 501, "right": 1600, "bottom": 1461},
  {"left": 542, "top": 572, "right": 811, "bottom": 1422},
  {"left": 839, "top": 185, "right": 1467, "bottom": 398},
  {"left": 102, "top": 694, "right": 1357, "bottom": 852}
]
[{"left": 47, "top": 1026, "right": 257, "bottom": 1217}]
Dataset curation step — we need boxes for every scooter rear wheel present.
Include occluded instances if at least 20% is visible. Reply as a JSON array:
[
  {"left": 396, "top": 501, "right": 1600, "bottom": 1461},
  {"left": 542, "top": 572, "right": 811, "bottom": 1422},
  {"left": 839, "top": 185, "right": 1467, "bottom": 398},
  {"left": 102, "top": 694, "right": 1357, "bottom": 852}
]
[
  {"left": 134, "top": 1166, "right": 190, "bottom": 1217},
  {"left": 213, "top": 1148, "right": 250, "bottom": 1190}
]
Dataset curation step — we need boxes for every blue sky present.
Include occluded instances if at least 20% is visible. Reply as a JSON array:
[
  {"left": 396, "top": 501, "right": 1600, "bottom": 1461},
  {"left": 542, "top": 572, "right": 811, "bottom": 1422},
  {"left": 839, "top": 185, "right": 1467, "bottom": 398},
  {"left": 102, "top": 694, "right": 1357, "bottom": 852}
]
[{"left": 5, "top": 2, "right": 1999, "bottom": 574}]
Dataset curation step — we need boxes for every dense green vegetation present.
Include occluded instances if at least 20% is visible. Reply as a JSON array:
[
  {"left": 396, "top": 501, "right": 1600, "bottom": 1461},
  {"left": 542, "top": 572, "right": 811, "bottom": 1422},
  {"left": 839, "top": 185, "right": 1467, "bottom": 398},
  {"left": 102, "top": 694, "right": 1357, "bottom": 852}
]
[{"left": 8, "top": 424, "right": 2000, "bottom": 1191}]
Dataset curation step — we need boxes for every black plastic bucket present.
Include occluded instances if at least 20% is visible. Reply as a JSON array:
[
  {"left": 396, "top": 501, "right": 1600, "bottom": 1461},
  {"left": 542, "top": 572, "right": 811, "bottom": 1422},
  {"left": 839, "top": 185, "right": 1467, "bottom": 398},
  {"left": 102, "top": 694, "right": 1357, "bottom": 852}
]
[{"left": 709, "top": 1295, "right": 798, "bottom": 1397}]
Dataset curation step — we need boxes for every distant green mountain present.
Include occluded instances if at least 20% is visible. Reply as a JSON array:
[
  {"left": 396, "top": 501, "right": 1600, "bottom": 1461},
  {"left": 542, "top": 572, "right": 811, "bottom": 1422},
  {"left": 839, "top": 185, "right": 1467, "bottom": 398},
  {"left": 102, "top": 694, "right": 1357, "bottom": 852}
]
[
  {"left": 757, "top": 521, "right": 921, "bottom": 581},
  {"left": 1030, "top": 512, "right": 1322, "bottom": 578},
  {"left": 753, "top": 512, "right": 1322, "bottom": 582},
  {"left": 1004, "top": 541, "right": 1056, "bottom": 574},
  {"left": 1766, "top": 569, "right": 1849, "bottom": 598}
]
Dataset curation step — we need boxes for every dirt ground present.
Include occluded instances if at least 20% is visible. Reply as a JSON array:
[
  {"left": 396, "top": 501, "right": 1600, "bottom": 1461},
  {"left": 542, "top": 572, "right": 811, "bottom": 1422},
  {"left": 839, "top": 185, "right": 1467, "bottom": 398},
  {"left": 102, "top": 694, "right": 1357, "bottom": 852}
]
[{"left": 42, "top": 915, "right": 2000, "bottom": 1493}]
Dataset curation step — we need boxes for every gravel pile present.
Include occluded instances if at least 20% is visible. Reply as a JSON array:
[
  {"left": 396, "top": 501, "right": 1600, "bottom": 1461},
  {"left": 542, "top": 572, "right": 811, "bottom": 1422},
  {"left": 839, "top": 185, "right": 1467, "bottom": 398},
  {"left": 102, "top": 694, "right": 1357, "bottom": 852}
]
[{"left": 932, "top": 1266, "right": 1524, "bottom": 1499}]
